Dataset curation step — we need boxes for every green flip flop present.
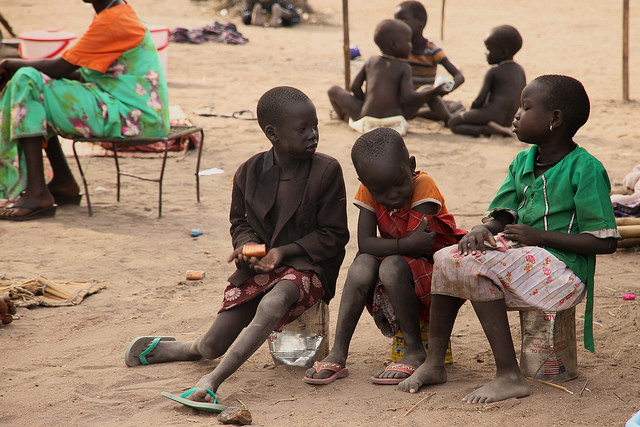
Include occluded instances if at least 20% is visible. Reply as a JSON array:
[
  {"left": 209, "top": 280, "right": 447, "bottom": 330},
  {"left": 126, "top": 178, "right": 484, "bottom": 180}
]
[
  {"left": 161, "top": 388, "right": 227, "bottom": 413},
  {"left": 124, "top": 336, "right": 176, "bottom": 367}
]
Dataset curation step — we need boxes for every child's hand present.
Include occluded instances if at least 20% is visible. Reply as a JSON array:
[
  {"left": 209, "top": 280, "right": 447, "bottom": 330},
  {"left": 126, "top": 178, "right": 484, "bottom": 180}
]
[
  {"left": 502, "top": 224, "right": 541, "bottom": 247},
  {"left": 253, "top": 248, "right": 282, "bottom": 273},
  {"left": 434, "top": 82, "right": 454, "bottom": 96},
  {"left": 227, "top": 246, "right": 253, "bottom": 270},
  {"left": 458, "top": 225, "right": 495, "bottom": 255},
  {"left": 403, "top": 218, "right": 436, "bottom": 256}
]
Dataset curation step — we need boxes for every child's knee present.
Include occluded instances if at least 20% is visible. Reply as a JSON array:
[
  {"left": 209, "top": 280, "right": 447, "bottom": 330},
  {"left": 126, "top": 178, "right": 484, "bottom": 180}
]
[
  {"left": 197, "top": 336, "right": 227, "bottom": 359},
  {"left": 379, "top": 255, "right": 411, "bottom": 284},
  {"left": 256, "top": 282, "right": 299, "bottom": 321},
  {"left": 347, "top": 254, "right": 379, "bottom": 284}
]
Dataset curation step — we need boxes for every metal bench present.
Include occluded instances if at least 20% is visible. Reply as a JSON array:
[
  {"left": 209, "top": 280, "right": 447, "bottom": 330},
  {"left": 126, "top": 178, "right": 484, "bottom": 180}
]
[{"left": 71, "top": 125, "right": 204, "bottom": 218}]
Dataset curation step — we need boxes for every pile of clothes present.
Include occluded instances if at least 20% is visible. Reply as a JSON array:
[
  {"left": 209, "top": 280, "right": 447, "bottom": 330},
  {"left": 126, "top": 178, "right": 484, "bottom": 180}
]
[
  {"left": 170, "top": 21, "right": 249, "bottom": 45},
  {"left": 611, "top": 165, "right": 640, "bottom": 217}
]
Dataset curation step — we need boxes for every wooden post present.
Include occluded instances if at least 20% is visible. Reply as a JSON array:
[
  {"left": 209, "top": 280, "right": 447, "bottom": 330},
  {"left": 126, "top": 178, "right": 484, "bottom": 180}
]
[
  {"left": 342, "top": 0, "right": 350, "bottom": 90},
  {"left": 0, "top": 12, "right": 17, "bottom": 38},
  {"left": 622, "top": 0, "right": 629, "bottom": 101},
  {"left": 440, "top": 0, "right": 446, "bottom": 40}
]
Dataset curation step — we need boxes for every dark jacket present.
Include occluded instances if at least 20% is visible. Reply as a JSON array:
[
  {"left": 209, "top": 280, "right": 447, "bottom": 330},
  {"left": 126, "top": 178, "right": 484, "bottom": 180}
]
[{"left": 228, "top": 149, "right": 349, "bottom": 303}]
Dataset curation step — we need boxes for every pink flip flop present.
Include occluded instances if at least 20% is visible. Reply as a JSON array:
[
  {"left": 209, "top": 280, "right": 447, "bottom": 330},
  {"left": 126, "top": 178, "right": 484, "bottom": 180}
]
[
  {"left": 371, "top": 362, "right": 416, "bottom": 385},
  {"left": 303, "top": 361, "right": 349, "bottom": 385}
]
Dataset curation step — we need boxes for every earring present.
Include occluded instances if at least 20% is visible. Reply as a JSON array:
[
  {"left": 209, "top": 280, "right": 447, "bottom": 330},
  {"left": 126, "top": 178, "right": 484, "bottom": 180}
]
[{"left": 549, "top": 124, "right": 553, "bottom": 132}]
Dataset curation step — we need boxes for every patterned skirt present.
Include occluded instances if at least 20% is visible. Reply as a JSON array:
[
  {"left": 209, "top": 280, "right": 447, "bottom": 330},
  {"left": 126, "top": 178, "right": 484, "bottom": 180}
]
[
  {"left": 366, "top": 256, "right": 433, "bottom": 338},
  {"left": 218, "top": 266, "right": 324, "bottom": 331},
  {"left": 432, "top": 245, "right": 585, "bottom": 311}
]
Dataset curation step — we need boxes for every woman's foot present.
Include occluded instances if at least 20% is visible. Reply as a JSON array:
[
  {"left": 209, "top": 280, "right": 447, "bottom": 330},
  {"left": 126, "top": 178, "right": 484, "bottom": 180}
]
[
  {"left": 47, "top": 180, "right": 81, "bottom": 198},
  {"left": 462, "top": 373, "right": 530, "bottom": 403},
  {"left": 0, "top": 192, "right": 56, "bottom": 221},
  {"left": 398, "top": 362, "right": 447, "bottom": 393}
]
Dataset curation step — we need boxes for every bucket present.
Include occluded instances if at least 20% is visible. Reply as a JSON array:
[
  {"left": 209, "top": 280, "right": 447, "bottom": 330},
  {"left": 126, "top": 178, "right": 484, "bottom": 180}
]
[
  {"left": 18, "top": 30, "right": 76, "bottom": 59},
  {"left": 390, "top": 321, "right": 453, "bottom": 365},
  {"left": 148, "top": 25, "right": 170, "bottom": 76},
  {"left": 268, "top": 301, "right": 329, "bottom": 367},
  {"left": 519, "top": 307, "right": 578, "bottom": 382}
]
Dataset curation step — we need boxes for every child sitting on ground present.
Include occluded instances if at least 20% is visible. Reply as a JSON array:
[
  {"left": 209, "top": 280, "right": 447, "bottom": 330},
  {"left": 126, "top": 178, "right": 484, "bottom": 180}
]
[
  {"left": 328, "top": 19, "right": 450, "bottom": 136},
  {"left": 448, "top": 25, "right": 526, "bottom": 137},
  {"left": 241, "top": 0, "right": 300, "bottom": 28},
  {"left": 399, "top": 75, "right": 619, "bottom": 403},
  {"left": 393, "top": 1, "right": 465, "bottom": 123},
  {"left": 124, "top": 86, "right": 349, "bottom": 408},
  {"left": 303, "top": 128, "right": 465, "bottom": 386}
]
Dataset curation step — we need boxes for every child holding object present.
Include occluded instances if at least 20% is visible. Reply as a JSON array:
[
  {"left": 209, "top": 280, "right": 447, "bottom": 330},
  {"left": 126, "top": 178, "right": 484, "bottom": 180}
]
[
  {"left": 448, "top": 25, "right": 526, "bottom": 137},
  {"left": 393, "top": 1, "right": 465, "bottom": 123},
  {"left": 124, "top": 86, "right": 349, "bottom": 410},
  {"left": 328, "top": 19, "right": 451, "bottom": 136},
  {"left": 303, "top": 128, "right": 465, "bottom": 386},
  {"left": 399, "top": 75, "right": 619, "bottom": 403}
]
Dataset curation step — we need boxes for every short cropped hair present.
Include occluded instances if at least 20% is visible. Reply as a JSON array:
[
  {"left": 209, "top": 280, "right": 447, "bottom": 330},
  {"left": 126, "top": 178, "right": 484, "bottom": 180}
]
[
  {"left": 373, "top": 19, "right": 410, "bottom": 50},
  {"left": 351, "top": 128, "right": 409, "bottom": 171},
  {"left": 534, "top": 75, "right": 590, "bottom": 137},
  {"left": 257, "top": 86, "right": 311, "bottom": 131},
  {"left": 397, "top": 1, "right": 427, "bottom": 23},
  {"left": 491, "top": 25, "right": 523, "bottom": 56}
]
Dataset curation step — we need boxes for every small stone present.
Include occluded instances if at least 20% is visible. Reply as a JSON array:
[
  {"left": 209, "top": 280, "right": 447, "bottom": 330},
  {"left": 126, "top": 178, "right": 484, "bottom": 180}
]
[{"left": 217, "top": 407, "right": 252, "bottom": 425}]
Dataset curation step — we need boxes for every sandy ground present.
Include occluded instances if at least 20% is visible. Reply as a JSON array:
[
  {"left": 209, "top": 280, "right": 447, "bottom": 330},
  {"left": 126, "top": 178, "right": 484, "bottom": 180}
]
[{"left": 2, "top": 0, "right": 640, "bottom": 425}]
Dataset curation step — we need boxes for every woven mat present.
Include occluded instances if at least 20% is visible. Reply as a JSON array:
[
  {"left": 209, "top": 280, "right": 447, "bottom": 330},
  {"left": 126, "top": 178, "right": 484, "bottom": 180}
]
[{"left": 0, "top": 275, "right": 106, "bottom": 307}]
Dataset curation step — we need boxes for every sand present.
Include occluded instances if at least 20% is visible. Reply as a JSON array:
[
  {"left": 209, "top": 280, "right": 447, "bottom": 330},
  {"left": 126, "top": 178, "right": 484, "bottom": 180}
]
[{"left": 1, "top": 0, "right": 640, "bottom": 425}]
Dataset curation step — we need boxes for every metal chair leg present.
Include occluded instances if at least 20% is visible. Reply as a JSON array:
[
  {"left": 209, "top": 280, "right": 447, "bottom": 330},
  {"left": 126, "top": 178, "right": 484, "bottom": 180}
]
[
  {"left": 72, "top": 139, "right": 93, "bottom": 216},
  {"left": 195, "top": 129, "right": 204, "bottom": 203}
]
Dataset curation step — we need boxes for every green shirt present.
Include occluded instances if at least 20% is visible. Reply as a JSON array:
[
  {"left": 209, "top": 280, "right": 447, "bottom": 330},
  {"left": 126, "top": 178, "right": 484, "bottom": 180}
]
[{"left": 486, "top": 145, "right": 619, "bottom": 351}]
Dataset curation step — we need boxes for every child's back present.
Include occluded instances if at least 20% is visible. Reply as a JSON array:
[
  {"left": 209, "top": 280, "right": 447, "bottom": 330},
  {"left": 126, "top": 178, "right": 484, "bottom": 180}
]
[
  {"left": 359, "top": 55, "right": 412, "bottom": 119},
  {"left": 480, "top": 61, "right": 526, "bottom": 125},
  {"left": 328, "top": 19, "right": 449, "bottom": 135},
  {"left": 449, "top": 25, "right": 526, "bottom": 137}
]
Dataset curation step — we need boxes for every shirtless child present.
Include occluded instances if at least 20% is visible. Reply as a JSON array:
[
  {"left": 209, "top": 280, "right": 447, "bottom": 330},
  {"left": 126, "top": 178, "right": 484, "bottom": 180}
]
[
  {"left": 124, "top": 86, "right": 349, "bottom": 410},
  {"left": 448, "top": 25, "right": 526, "bottom": 137},
  {"left": 328, "top": 19, "right": 450, "bottom": 136}
]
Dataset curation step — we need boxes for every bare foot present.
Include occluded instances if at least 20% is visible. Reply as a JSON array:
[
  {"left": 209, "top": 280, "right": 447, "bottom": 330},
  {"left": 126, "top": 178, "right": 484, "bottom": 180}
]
[
  {"left": 398, "top": 363, "right": 447, "bottom": 393},
  {"left": 268, "top": 5, "right": 283, "bottom": 27},
  {"left": 462, "top": 374, "right": 530, "bottom": 403},
  {"left": 251, "top": 4, "right": 264, "bottom": 26},
  {"left": 487, "top": 121, "right": 515, "bottom": 137}
]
